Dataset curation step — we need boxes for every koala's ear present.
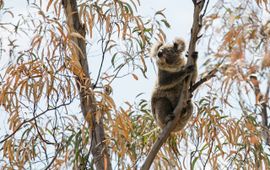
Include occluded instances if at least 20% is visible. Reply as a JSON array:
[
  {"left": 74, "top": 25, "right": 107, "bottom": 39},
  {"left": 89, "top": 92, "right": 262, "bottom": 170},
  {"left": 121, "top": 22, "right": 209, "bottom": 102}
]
[
  {"left": 173, "top": 38, "right": 186, "bottom": 52},
  {"left": 150, "top": 42, "right": 163, "bottom": 58}
]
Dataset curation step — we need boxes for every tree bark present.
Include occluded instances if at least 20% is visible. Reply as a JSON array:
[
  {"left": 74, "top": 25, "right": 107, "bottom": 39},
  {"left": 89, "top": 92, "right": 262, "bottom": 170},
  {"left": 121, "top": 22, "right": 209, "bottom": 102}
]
[
  {"left": 250, "top": 76, "right": 270, "bottom": 145},
  {"left": 62, "top": 0, "right": 112, "bottom": 169}
]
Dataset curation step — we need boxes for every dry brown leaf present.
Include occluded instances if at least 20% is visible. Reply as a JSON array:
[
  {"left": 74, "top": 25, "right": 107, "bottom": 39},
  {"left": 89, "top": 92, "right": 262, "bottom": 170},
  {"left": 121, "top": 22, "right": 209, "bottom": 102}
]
[
  {"left": 46, "top": 0, "right": 53, "bottom": 11},
  {"left": 131, "top": 73, "right": 138, "bottom": 80},
  {"left": 95, "top": 110, "right": 102, "bottom": 124},
  {"left": 249, "top": 135, "right": 259, "bottom": 145},
  {"left": 262, "top": 52, "right": 270, "bottom": 69}
]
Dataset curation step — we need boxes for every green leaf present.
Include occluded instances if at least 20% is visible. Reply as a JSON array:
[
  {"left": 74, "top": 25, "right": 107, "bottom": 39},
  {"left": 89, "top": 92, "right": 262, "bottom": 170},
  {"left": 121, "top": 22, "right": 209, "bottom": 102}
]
[
  {"left": 161, "top": 19, "right": 171, "bottom": 28},
  {"left": 155, "top": 8, "right": 166, "bottom": 18}
]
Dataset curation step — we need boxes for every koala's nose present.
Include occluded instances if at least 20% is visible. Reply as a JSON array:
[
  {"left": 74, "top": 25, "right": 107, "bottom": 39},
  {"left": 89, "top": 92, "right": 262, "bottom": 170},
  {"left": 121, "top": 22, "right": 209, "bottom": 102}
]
[{"left": 157, "top": 52, "right": 162, "bottom": 58}]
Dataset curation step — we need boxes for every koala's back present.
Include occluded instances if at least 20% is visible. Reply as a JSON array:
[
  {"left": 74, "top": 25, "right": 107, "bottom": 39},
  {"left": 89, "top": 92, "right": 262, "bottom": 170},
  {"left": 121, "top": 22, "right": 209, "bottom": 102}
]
[{"left": 152, "top": 82, "right": 182, "bottom": 109}]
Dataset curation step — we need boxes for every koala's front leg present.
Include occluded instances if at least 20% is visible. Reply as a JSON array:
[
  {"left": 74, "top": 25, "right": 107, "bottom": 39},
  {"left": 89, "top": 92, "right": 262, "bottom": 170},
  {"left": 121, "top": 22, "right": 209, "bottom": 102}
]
[
  {"left": 191, "top": 51, "right": 198, "bottom": 60},
  {"left": 185, "top": 51, "right": 198, "bottom": 59},
  {"left": 154, "top": 97, "right": 174, "bottom": 128}
]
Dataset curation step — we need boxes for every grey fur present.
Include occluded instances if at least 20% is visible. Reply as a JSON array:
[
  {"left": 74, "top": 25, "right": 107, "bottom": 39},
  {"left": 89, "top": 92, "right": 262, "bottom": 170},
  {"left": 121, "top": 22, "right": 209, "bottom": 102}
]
[{"left": 151, "top": 38, "right": 197, "bottom": 132}]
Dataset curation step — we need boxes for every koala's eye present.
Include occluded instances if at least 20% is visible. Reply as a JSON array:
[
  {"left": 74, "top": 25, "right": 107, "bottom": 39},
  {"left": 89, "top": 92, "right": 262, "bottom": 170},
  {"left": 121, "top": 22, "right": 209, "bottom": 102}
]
[
  {"left": 173, "top": 43, "right": 178, "bottom": 50},
  {"left": 157, "top": 51, "right": 163, "bottom": 58}
]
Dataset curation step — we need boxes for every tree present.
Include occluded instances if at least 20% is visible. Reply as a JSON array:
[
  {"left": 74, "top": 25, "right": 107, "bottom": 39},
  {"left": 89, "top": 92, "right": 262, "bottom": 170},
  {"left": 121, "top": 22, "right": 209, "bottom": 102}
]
[
  {"left": 0, "top": 0, "right": 168, "bottom": 169},
  {"left": 0, "top": 0, "right": 270, "bottom": 169}
]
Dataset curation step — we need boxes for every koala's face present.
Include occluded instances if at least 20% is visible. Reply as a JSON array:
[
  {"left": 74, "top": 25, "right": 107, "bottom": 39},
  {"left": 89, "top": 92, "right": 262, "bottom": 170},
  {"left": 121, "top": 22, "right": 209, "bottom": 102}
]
[
  {"left": 156, "top": 43, "right": 185, "bottom": 72},
  {"left": 157, "top": 44, "right": 180, "bottom": 65}
]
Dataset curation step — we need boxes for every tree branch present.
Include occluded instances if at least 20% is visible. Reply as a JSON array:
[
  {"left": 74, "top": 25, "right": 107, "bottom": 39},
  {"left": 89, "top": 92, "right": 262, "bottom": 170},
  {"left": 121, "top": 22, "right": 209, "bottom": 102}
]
[
  {"left": 190, "top": 68, "right": 218, "bottom": 93},
  {"left": 141, "top": 1, "right": 207, "bottom": 169},
  {"left": 250, "top": 75, "right": 270, "bottom": 145},
  {"left": 61, "top": 0, "right": 112, "bottom": 169}
]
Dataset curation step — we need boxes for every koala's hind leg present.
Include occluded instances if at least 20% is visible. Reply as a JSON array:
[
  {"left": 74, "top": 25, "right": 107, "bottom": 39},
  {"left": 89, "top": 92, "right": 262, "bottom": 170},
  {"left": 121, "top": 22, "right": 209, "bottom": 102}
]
[
  {"left": 154, "top": 97, "right": 174, "bottom": 128},
  {"left": 174, "top": 100, "right": 193, "bottom": 132}
]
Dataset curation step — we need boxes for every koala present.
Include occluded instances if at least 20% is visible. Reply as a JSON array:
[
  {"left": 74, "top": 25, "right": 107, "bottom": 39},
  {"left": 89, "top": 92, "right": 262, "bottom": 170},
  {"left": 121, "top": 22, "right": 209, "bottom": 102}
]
[{"left": 150, "top": 38, "right": 198, "bottom": 132}]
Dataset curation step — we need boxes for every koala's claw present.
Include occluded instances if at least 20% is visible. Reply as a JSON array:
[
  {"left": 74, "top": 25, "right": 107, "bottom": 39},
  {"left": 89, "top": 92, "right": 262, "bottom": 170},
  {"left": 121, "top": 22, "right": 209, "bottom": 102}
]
[
  {"left": 165, "top": 114, "right": 175, "bottom": 123},
  {"left": 192, "top": 51, "right": 198, "bottom": 59},
  {"left": 185, "top": 51, "right": 198, "bottom": 59}
]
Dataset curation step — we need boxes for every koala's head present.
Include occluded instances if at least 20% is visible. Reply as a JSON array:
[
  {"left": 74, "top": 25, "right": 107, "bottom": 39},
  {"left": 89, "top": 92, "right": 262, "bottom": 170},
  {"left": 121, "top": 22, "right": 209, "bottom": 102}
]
[{"left": 150, "top": 38, "right": 186, "bottom": 72}]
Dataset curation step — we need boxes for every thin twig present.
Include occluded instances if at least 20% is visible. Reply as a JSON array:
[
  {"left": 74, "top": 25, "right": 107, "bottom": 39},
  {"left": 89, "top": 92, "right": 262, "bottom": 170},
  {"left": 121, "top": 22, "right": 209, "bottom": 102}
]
[
  {"left": 190, "top": 68, "right": 218, "bottom": 93},
  {"left": 0, "top": 100, "right": 73, "bottom": 144},
  {"left": 44, "top": 144, "right": 61, "bottom": 170},
  {"left": 93, "top": 32, "right": 112, "bottom": 88},
  {"left": 202, "top": 0, "right": 210, "bottom": 17}
]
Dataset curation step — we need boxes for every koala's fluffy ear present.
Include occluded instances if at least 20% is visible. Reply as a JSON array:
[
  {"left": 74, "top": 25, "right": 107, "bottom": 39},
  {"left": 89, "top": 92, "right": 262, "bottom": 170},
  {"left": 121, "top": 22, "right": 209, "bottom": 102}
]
[
  {"left": 173, "top": 38, "right": 185, "bottom": 52},
  {"left": 150, "top": 41, "right": 163, "bottom": 58}
]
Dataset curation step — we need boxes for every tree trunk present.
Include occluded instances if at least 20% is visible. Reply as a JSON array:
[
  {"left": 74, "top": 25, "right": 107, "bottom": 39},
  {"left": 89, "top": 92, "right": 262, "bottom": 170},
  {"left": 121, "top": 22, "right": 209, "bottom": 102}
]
[{"left": 62, "top": 0, "right": 112, "bottom": 169}]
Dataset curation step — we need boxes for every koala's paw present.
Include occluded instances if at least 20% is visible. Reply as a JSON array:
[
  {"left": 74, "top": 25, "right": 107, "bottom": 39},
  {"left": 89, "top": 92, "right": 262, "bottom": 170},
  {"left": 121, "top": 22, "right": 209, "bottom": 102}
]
[
  {"left": 192, "top": 51, "right": 198, "bottom": 60},
  {"left": 185, "top": 51, "right": 198, "bottom": 59},
  {"left": 165, "top": 113, "right": 175, "bottom": 124}
]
